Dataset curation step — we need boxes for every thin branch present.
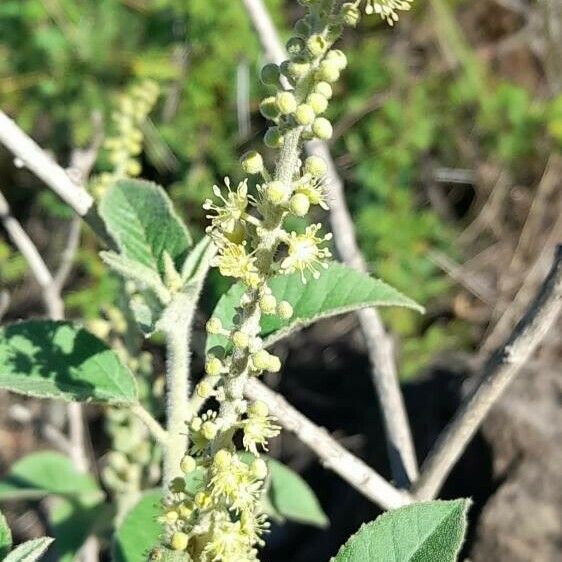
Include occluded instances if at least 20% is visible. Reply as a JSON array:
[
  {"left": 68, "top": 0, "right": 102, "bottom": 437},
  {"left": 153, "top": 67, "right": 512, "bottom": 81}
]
[
  {"left": 245, "top": 379, "right": 412, "bottom": 510},
  {"left": 53, "top": 216, "right": 81, "bottom": 290},
  {"left": 413, "top": 246, "right": 562, "bottom": 500},
  {"left": 130, "top": 403, "right": 169, "bottom": 445},
  {"left": 241, "top": 0, "right": 418, "bottom": 487}
]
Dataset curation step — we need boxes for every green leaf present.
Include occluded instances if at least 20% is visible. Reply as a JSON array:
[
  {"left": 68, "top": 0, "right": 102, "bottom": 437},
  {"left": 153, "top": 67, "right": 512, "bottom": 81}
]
[
  {"left": 332, "top": 499, "right": 471, "bottom": 562},
  {"left": 0, "top": 452, "right": 103, "bottom": 502},
  {"left": 0, "top": 321, "right": 137, "bottom": 404},
  {"left": 112, "top": 490, "right": 162, "bottom": 562},
  {"left": 181, "top": 236, "right": 216, "bottom": 282},
  {"left": 267, "top": 458, "right": 328, "bottom": 528},
  {"left": 99, "top": 179, "right": 192, "bottom": 277},
  {"left": 0, "top": 508, "right": 12, "bottom": 557},
  {"left": 207, "top": 262, "right": 423, "bottom": 352},
  {"left": 3, "top": 537, "right": 54, "bottom": 562}
]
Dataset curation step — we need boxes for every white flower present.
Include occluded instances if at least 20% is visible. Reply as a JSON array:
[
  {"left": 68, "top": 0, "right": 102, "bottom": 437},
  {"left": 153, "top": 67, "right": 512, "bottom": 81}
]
[{"left": 365, "top": 0, "right": 413, "bottom": 26}]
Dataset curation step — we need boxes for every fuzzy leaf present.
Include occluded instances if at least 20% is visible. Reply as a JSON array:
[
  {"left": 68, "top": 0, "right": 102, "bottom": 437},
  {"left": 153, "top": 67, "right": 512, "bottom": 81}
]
[
  {"left": 181, "top": 235, "right": 216, "bottom": 283},
  {"left": 0, "top": 508, "right": 12, "bottom": 558},
  {"left": 332, "top": 499, "right": 470, "bottom": 562},
  {"left": 0, "top": 451, "right": 103, "bottom": 501},
  {"left": 207, "top": 262, "right": 423, "bottom": 352},
  {"left": 3, "top": 537, "right": 54, "bottom": 562},
  {"left": 99, "top": 179, "right": 192, "bottom": 277},
  {"left": 112, "top": 490, "right": 162, "bottom": 562},
  {"left": 0, "top": 321, "right": 137, "bottom": 404}
]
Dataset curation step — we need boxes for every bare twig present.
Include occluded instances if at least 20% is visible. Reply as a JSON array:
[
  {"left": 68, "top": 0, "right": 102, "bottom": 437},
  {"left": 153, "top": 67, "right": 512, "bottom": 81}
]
[
  {"left": 130, "top": 403, "right": 169, "bottom": 445},
  {"left": 245, "top": 379, "right": 412, "bottom": 510},
  {"left": 413, "top": 246, "right": 562, "bottom": 500},
  {"left": 241, "top": 0, "right": 418, "bottom": 487}
]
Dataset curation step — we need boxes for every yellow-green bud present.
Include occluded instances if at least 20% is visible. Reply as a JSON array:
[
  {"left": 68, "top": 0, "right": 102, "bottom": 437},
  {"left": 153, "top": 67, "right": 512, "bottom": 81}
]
[
  {"left": 194, "top": 491, "right": 211, "bottom": 508},
  {"left": 201, "top": 421, "right": 218, "bottom": 440},
  {"left": 286, "top": 36, "right": 305, "bottom": 58},
  {"left": 317, "top": 60, "right": 340, "bottom": 83},
  {"left": 170, "top": 532, "right": 189, "bottom": 551},
  {"left": 126, "top": 159, "right": 142, "bottom": 176},
  {"left": 294, "top": 104, "right": 315, "bottom": 126},
  {"left": 250, "top": 458, "right": 268, "bottom": 480},
  {"left": 265, "top": 181, "right": 291, "bottom": 205},
  {"left": 178, "top": 504, "right": 193, "bottom": 519},
  {"left": 341, "top": 2, "right": 361, "bottom": 26},
  {"left": 289, "top": 193, "right": 311, "bottom": 217},
  {"left": 260, "top": 97, "right": 280, "bottom": 120},
  {"left": 259, "top": 294, "right": 277, "bottom": 314},
  {"left": 165, "top": 510, "right": 179, "bottom": 524},
  {"left": 276, "top": 91, "right": 297, "bottom": 115},
  {"left": 304, "top": 155, "right": 328, "bottom": 177},
  {"left": 264, "top": 127, "right": 284, "bottom": 148},
  {"left": 287, "top": 61, "right": 310, "bottom": 80},
  {"left": 277, "top": 300, "right": 294, "bottom": 320},
  {"left": 327, "top": 49, "right": 348, "bottom": 70},
  {"left": 241, "top": 151, "right": 264, "bottom": 175},
  {"left": 232, "top": 330, "right": 250, "bottom": 349},
  {"left": 252, "top": 349, "right": 273, "bottom": 371},
  {"left": 314, "top": 81, "right": 333, "bottom": 99},
  {"left": 268, "top": 354, "right": 282, "bottom": 373},
  {"left": 294, "top": 18, "right": 310, "bottom": 37},
  {"left": 312, "top": 117, "right": 333, "bottom": 140},
  {"left": 206, "top": 317, "right": 223, "bottom": 334},
  {"left": 213, "top": 449, "right": 232, "bottom": 469},
  {"left": 205, "top": 356, "right": 223, "bottom": 376},
  {"left": 180, "top": 455, "right": 197, "bottom": 474},
  {"left": 260, "top": 63, "right": 280, "bottom": 86},
  {"left": 307, "top": 34, "right": 327, "bottom": 57},
  {"left": 307, "top": 92, "right": 329, "bottom": 115},
  {"left": 196, "top": 381, "right": 214, "bottom": 399},
  {"left": 248, "top": 400, "right": 269, "bottom": 417}
]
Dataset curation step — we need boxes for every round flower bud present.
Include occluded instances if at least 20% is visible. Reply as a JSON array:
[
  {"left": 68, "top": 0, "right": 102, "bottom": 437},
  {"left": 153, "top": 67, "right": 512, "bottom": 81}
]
[
  {"left": 289, "top": 193, "right": 311, "bottom": 217},
  {"left": 312, "top": 117, "right": 333, "bottom": 140},
  {"left": 259, "top": 96, "right": 280, "bottom": 120},
  {"left": 277, "top": 300, "right": 294, "bottom": 320},
  {"left": 170, "top": 477, "right": 186, "bottom": 493},
  {"left": 232, "top": 330, "right": 250, "bottom": 349},
  {"left": 327, "top": 49, "right": 348, "bottom": 70},
  {"left": 180, "top": 455, "right": 197, "bottom": 474},
  {"left": 341, "top": 2, "right": 361, "bottom": 26},
  {"left": 264, "top": 127, "right": 284, "bottom": 148},
  {"left": 260, "top": 63, "right": 280, "bottom": 86},
  {"left": 294, "top": 18, "right": 310, "bottom": 37},
  {"left": 213, "top": 449, "right": 232, "bottom": 469},
  {"left": 287, "top": 61, "right": 310, "bottom": 80},
  {"left": 248, "top": 400, "right": 269, "bottom": 417},
  {"left": 165, "top": 510, "right": 179, "bottom": 524},
  {"left": 194, "top": 491, "right": 210, "bottom": 509},
  {"left": 265, "top": 181, "right": 291, "bottom": 205},
  {"left": 206, "top": 317, "right": 223, "bottom": 334},
  {"left": 317, "top": 60, "right": 340, "bottom": 83},
  {"left": 201, "top": 421, "right": 218, "bottom": 440},
  {"left": 294, "top": 104, "right": 315, "bottom": 126},
  {"left": 259, "top": 294, "right": 277, "bottom": 314},
  {"left": 307, "top": 92, "right": 329, "bottom": 115},
  {"left": 250, "top": 458, "right": 268, "bottom": 480},
  {"left": 205, "top": 356, "right": 223, "bottom": 377},
  {"left": 286, "top": 36, "right": 305, "bottom": 58},
  {"left": 251, "top": 349, "right": 273, "bottom": 371},
  {"left": 276, "top": 91, "right": 297, "bottom": 115},
  {"left": 178, "top": 504, "right": 193, "bottom": 519},
  {"left": 307, "top": 34, "right": 327, "bottom": 57},
  {"left": 196, "top": 380, "right": 214, "bottom": 399},
  {"left": 268, "top": 354, "right": 282, "bottom": 373},
  {"left": 314, "top": 81, "right": 333, "bottom": 100},
  {"left": 241, "top": 151, "right": 264, "bottom": 175},
  {"left": 304, "top": 155, "right": 328, "bottom": 177},
  {"left": 170, "top": 532, "right": 189, "bottom": 551}
]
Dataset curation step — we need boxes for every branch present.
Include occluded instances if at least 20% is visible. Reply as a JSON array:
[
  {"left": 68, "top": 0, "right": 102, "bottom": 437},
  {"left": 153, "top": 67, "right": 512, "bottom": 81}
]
[
  {"left": 130, "top": 403, "right": 169, "bottom": 445},
  {"left": 241, "top": 0, "right": 418, "bottom": 486},
  {"left": 245, "top": 379, "right": 412, "bottom": 510},
  {"left": 413, "top": 246, "right": 562, "bottom": 500}
]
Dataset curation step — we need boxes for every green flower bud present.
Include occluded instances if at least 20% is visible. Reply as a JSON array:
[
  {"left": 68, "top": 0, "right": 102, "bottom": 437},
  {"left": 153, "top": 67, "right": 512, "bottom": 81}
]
[
  {"left": 314, "top": 81, "right": 333, "bottom": 100},
  {"left": 126, "top": 159, "right": 142, "bottom": 176},
  {"left": 165, "top": 510, "right": 179, "bottom": 524},
  {"left": 294, "top": 18, "right": 311, "bottom": 37},
  {"left": 265, "top": 181, "right": 291, "bottom": 205},
  {"left": 170, "top": 477, "right": 186, "bottom": 493},
  {"left": 264, "top": 126, "right": 285, "bottom": 148},
  {"left": 287, "top": 61, "right": 310, "bottom": 80},
  {"left": 260, "top": 63, "right": 280, "bottom": 86},
  {"left": 277, "top": 300, "right": 294, "bottom": 320},
  {"left": 326, "top": 23, "right": 343, "bottom": 42},
  {"left": 327, "top": 49, "right": 348, "bottom": 70},
  {"left": 259, "top": 294, "right": 277, "bottom": 314},
  {"left": 312, "top": 117, "right": 333, "bottom": 140},
  {"left": 268, "top": 354, "right": 282, "bottom": 373},
  {"left": 196, "top": 380, "right": 214, "bottom": 399},
  {"left": 232, "top": 330, "right": 250, "bottom": 349},
  {"left": 213, "top": 449, "right": 232, "bottom": 469},
  {"left": 276, "top": 91, "right": 297, "bottom": 115},
  {"left": 180, "top": 455, "right": 197, "bottom": 474},
  {"left": 205, "top": 356, "right": 223, "bottom": 376},
  {"left": 250, "top": 458, "right": 268, "bottom": 480},
  {"left": 201, "top": 421, "right": 218, "bottom": 440},
  {"left": 289, "top": 193, "right": 311, "bottom": 217},
  {"left": 286, "top": 36, "right": 306, "bottom": 58},
  {"left": 304, "top": 155, "right": 328, "bottom": 177},
  {"left": 294, "top": 104, "right": 315, "bottom": 126},
  {"left": 224, "top": 221, "right": 246, "bottom": 244},
  {"left": 260, "top": 96, "right": 280, "bottom": 120},
  {"left": 251, "top": 349, "right": 273, "bottom": 371},
  {"left": 307, "top": 92, "right": 329, "bottom": 115},
  {"left": 170, "top": 532, "right": 189, "bottom": 551},
  {"left": 206, "top": 317, "right": 223, "bottom": 334},
  {"left": 241, "top": 150, "right": 264, "bottom": 175},
  {"left": 317, "top": 59, "right": 340, "bottom": 83},
  {"left": 248, "top": 400, "right": 269, "bottom": 417},
  {"left": 194, "top": 491, "right": 211, "bottom": 509},
  {"left": 341, "top": 2, "right": 361, "bottom": 26},
  {"left": 307, "top": 34, "right": 327, "bottom": 57}
]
